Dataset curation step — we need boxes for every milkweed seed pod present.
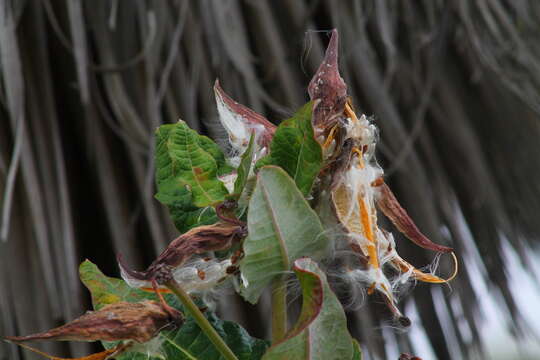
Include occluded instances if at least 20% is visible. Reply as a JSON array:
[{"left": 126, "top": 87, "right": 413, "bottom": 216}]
[
  {"left": 5, "top": 300, "right": 183, "bottom": 360},
  {"left": 214, "top": 79, "right": 276, "bottom": 158},
  {"left": 309, "top": 30, "right": 457, "bottom": 323},
  {"left": 118, "top": 222, "right": 245, "bottom": 284},
  {"left": 121, "top": 256, "right": 236, "bottom": 295},
  {"left": 5, "top": 300, "right": 181, "bottom": 344},
  {"left": 308, "top": 29, "right": 348, "bottom": 144}
]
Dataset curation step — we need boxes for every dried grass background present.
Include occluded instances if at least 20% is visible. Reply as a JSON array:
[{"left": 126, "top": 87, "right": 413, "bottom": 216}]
[{"left": 1, "top": 1, "right": 540, "bottom": 359}]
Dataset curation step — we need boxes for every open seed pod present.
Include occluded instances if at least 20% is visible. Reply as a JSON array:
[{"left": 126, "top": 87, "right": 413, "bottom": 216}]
[
  {"left": 309, "top": 30, "right": 457, "bottom": 323},
  {"left": 118, "top": 222, "right": 245, "bottom": 284},
  {"left": 214, "top": 79, "right": 276, "bottom": 154}
]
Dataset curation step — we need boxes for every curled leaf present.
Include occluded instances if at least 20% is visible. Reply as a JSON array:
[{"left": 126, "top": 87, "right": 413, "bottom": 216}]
[
  {"left": 374, "top": 181, "right": 453, "bottom": 253},
  {"left": 118, "top": 222, "right": 245, "bottom": 283},
  {"left": 262, "top": 258, "right": 355, "bottom": 360},
  {"left": 308, "top": 29, "right": 347, "bottom": 132},
  {"left": 214, "top": 79, "right": 276, "bottom": 151}
]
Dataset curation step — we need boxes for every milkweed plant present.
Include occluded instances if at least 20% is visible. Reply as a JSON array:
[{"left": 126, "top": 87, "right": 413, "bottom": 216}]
[{"left": 5, "top": 30, "right": 457, "bottom": 360}]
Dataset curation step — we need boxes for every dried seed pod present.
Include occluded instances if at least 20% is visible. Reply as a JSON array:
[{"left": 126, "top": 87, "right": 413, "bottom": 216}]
[
  {"left": 399, "top": 353, "right": 423, "bottom": 360},
  {"left": 123, "top": 257, "right": 235, "bottom": 295},
  {"left": 118, "top": 222, "right": 245, "bottom": 283},
  {"left": 5, "top": 300, "right": 181, "bottom": 344},
  {"left": 308, "top": 29, "right": 348, "bottom": 133},
  {"left": 5, "top": 342, "right": 129, "bottom": 360},
  {"left": 214, "top": 79, "right": 276, "bottom": 151},
  {"left": 374, "top": 181, "right": 453, "bottom": 253}
]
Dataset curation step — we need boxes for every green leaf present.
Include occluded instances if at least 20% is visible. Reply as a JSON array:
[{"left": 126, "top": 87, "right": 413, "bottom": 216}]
[
  {"left": 155, "top": 182, "right": 218, "bottom": 233},
  {"left": 262, "top": 258, "right": 357, "bottom": 360},
  {"left": 263, "top": 102, "right": 322, "bottom": 196},
  {"left": 79, "top": 259, "right": 166, "bottom": 309},
  {"left": 155, "top": 121, "right": 234, "bottom": 231},
  {"left": 254, "top": 154, "right": 272, "bottom": 170},
  {"left": 351, "top": 340, "right": 362, "bottom": 360},
  {"left": 239, "top": 166, "right": 329, "bottom": 303},
  {"left": 79, "top": 260, "right": 269, "bottom": 360},
  {"left": 161, "top": 312, "right": 268, "bottom": 360},
  {"left": 155, "top": 121, "right": 232, "bottom": 209},
  {"left": 233, "top": 133, "right": 256, "bottom": 196}
]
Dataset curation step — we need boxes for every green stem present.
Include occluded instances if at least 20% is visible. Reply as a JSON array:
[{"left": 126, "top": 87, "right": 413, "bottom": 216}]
[
  {"left": 166, "top": 279, "right": 238, "bottom": 360},
  {"left": 271, "top": 276, "right": 287, "bottom": 343}
]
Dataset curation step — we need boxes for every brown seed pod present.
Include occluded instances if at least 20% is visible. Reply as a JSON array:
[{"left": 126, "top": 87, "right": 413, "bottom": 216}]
[
  {"left": 399, "top": 353, "right": 422, "bottom": 360},
  {"left": 5, "top": 342, "right": 130, "bottom": 360},
  {"left": 308, "top": 29, "right": 348, "bottom": 132},
  {"left": 214, "top": 79, "right": 276, "bottom": 149},
  {"left": 374, "top": 181, "right": 453, "bottom": 253},
  {"left": 5, "top": 300, "right": 182, "bottom": 344},
  {"left": 119, "top": 222, "right": 246, "bottom": 283}
]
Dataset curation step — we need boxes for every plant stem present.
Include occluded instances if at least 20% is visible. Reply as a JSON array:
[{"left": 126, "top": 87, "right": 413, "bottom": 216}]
[
  {"left": 271, "top": 275, "right": 287, "bottom": 343},
  {"left": 165, "top": 279, "right": 238, "bottom": 360}
]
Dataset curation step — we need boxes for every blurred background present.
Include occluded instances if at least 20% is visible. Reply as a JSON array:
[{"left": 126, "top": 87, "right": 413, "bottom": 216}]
[{"left": 1, "top": 1, "right": 540, "bottom": 359}]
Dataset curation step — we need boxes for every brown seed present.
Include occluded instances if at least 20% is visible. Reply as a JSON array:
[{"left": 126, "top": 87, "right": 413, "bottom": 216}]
[
  {"left": 197, "top": 269, "right": 206, "bottom": 280},
  {"left": 371, "top": 177, "right": 384, "bottom": 187},
  {"left": 230, "top": 249, "right": 244, "bottom": 265},
  {"left": 349, "top": 242, "right": 363, "bottom": 254}
]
